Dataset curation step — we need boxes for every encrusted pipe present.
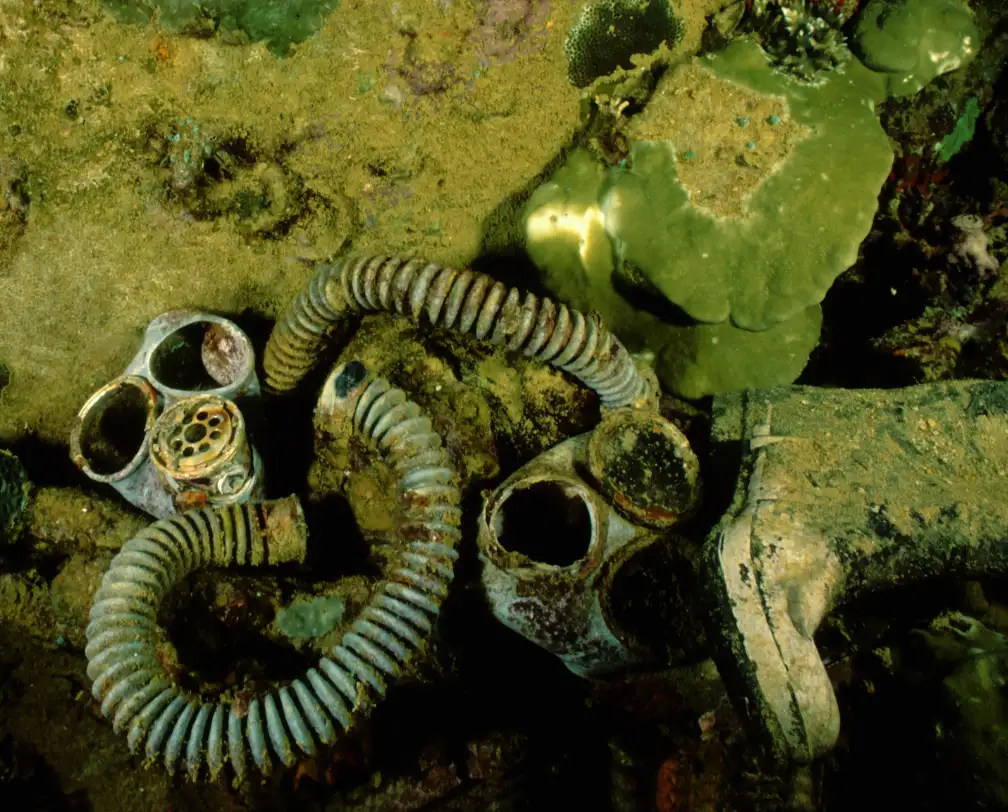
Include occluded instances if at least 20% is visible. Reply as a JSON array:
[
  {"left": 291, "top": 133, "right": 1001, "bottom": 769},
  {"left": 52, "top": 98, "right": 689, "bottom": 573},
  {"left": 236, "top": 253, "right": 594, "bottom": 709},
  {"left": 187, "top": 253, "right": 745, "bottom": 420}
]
[
  {"left": 85, "top": 368, "right": 461, "bottom": 784},
  {"left": 263, "top": 254, "right": 650, "bottom": 409}
]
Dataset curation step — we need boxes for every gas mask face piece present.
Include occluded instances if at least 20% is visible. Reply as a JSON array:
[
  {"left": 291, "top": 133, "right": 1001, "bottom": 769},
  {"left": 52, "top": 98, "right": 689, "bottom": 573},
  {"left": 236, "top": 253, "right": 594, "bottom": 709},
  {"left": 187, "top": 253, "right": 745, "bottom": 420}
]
[
  {"left": 477, "top": 409, "right": 701, "bottom": 678},
  {"left": 70, "top": 310, "right": 262, "bottom": 517}
]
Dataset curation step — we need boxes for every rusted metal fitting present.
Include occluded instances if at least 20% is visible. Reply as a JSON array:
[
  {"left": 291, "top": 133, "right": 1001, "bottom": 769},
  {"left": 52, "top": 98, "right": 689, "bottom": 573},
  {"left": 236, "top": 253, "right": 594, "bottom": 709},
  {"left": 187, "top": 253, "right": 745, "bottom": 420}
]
[
  {"left": 478, "top": 409, "right": 700, "bottom": 678},
  {"left": 149, "top": 394, "right": 262, "bottom": 513},
  {"left": 704, "top": 382, "right": 1008, "bottom": 767},
  {"left": 70, "top": 311, "right": 262, "bottom": 517}
]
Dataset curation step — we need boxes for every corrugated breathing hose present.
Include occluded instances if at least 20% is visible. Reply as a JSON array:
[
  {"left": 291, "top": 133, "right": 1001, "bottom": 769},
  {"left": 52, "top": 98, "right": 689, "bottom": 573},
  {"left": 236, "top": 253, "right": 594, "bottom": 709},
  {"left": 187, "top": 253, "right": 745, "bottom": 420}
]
[
  {"left": 262, "top": 254, "right": 651, "bottom": 409},
  {"left": 85, "top": 363, "right": 461, "bottom": 784}
]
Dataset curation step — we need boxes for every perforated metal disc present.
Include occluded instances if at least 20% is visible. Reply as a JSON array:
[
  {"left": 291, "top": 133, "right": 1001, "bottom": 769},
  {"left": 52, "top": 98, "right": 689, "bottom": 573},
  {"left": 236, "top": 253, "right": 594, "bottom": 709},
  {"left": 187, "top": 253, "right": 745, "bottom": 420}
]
[{"left": 150, "top": 395, "right": 239, "bottom": 479}]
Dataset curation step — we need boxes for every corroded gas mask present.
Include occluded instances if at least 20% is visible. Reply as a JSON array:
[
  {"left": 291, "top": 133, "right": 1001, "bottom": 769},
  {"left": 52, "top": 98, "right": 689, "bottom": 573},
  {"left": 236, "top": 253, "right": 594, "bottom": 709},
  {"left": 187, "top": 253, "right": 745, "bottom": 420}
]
[
  {"left": 477, "top": 407, "right": 701, "bottom": 677},
  {"left": 70, "top": 310, "right": 262, "bottom": 517}
]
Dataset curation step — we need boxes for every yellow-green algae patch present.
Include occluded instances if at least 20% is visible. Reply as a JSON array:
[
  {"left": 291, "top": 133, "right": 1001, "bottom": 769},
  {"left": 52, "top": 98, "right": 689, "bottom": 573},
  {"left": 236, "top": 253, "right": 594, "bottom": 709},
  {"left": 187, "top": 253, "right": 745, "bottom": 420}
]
[{"left": 0, "top": 0, "right": 586, "bottom": 444}]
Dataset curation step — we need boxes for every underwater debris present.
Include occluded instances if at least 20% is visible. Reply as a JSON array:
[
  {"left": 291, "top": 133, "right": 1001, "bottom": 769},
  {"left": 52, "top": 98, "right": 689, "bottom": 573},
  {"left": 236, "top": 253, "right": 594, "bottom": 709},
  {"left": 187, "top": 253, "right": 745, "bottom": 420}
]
[
  {"left": 262, "top": 254, "right": 652, "bottom": 409},
  {"left": 477, "top": 408, "right": 700, "bottom": 677},
  {"left": 85, "top": 363, "right": 463, "bottom": 783},
  {"left": 708, "top": 381, "right": 1008, "bottom": 765},
  {"left": 70, "top": 311, "right": 262, "bottom": 518}
]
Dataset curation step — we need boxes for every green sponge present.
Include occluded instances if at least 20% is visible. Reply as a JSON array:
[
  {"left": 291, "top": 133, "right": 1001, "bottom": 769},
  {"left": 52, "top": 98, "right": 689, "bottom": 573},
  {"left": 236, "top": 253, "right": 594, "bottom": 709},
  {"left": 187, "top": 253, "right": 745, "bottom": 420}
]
[
  {"left": 657, "top": 306, "right": 824, "bottom": 400},
  {"left": 852, "top": 0, "right": 980, "bottom": 98},
  {"left": 603, "top": 40, "right": 891, "bottom": 330},
  {"left": 525, "top": 38, "right": 893, "bottom": 396}
]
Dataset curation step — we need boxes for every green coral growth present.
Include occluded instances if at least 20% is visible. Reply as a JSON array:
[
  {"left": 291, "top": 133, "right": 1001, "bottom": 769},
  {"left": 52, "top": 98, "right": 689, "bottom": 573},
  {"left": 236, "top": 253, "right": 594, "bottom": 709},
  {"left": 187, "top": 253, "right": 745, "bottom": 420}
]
[
  {"left": 525, "top": 38, "right": 894, "bottom": 397},
  {"left": 103, "top": 0, "right": 341, "bottom": 57},
  {"left": 852, "top": 0, "right": 979, "bottom": 99},
  {"left": 754, "top": 2, "right": 851, "bottom": 83},
  {"left": 935, "top": 96, "right": 981, "bottom": 163},
  {"left": 564, "top": 0, "right": 684, "bottom": 88},
  {"left": 0, "top": 449, "right": 29, "bottom": 545}
]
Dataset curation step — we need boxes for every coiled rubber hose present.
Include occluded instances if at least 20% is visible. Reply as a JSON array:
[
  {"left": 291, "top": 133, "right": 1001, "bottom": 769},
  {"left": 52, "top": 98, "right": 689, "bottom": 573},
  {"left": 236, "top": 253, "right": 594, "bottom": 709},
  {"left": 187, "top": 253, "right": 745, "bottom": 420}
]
[
  {"left": 85, "top": 364, "right": 461, "bottom": 784},
  {"left": 263, "top": 254, "right": 650, "bottom": 408}
]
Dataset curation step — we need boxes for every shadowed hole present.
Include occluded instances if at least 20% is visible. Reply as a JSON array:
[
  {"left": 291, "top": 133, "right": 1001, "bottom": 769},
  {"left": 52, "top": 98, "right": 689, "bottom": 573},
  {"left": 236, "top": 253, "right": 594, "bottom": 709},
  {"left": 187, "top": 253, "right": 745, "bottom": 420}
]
[{"left": 491, "top": 481, "right": 592, "bottom": 566}]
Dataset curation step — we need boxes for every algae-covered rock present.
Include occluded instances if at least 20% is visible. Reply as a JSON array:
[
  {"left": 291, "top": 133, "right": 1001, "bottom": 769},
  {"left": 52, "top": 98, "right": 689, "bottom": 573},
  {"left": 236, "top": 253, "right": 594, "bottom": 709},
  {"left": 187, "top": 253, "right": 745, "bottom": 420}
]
[
  {"left": 0, "top": 449, "right": 29, "bottom": 545},
  {"left": 276, "top": 594, "right": 346, "bottom": 639},
  {"left": 852, "top": 0, "right": 979, "bottom": 99},
  {"left": 525, "top": 37, "right": 892, "bottom": 397},
  {"left": 103, "top": 0, "right": 341, "bottom": 55},
  {"left": 911, "top": 612, "right": 1008, "bottom": 808}
]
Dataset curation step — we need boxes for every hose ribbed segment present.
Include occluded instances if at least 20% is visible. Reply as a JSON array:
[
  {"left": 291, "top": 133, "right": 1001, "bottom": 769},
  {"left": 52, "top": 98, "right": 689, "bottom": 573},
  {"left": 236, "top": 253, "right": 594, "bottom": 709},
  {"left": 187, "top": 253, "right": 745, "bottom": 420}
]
[
  {"left": 262, "top": 263, "right": 348, "bottom": 395},
  {"left": 85, "top": 373, "right": 461, "bottom": 784},
  {"left": 263, "top": 254, "right": 649, "bottom": 409}
]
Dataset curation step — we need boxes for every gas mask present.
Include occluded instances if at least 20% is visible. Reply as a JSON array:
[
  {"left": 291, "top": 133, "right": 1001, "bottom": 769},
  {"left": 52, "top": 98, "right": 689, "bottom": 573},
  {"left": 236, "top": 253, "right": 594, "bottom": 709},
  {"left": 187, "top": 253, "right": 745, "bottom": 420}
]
[
  {"left": 477, "top": 407, "right": 701, "bottom": 677},
  {"left": 70, "top": 310, "right": 262, "bottom": 517}
]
